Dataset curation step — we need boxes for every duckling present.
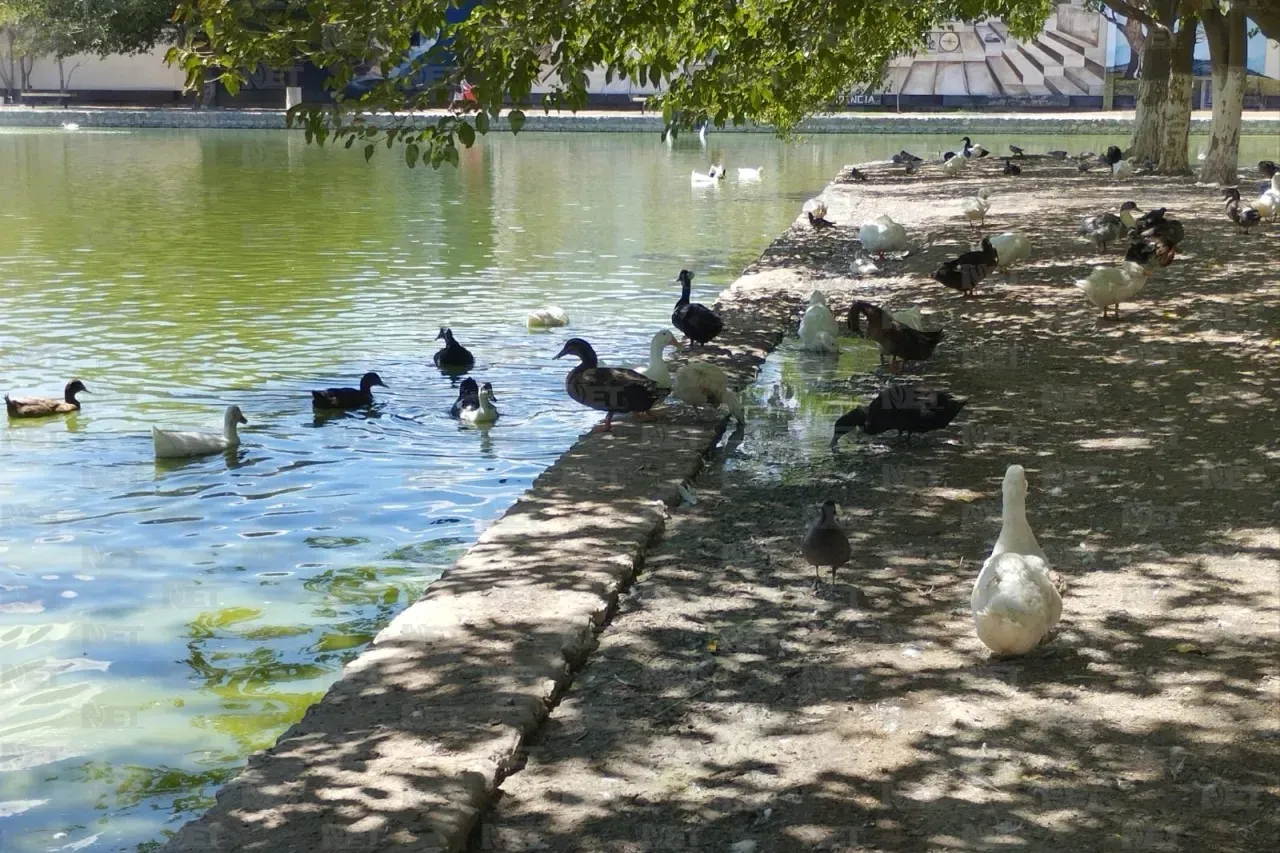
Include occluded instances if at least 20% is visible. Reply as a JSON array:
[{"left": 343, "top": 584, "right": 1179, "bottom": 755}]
[
  {"left": 971, "top": 464, "right": 1062, "bottom": 657},
  {"left": 153, "top": 405, "right": 247, "bottom": 458},
  {"left": 311, "top": 371, "right": 387, "bottom": 409},
  {"left": 449, "top": 378, "right": 480, "bottom": 418},
  {"left": 1079, "top": 201, "right": 1139, "bottom": 251},
  {"left": 933, "top": 237, "right": 999, "bottom": 298},
  {"left": 961, "top": 188, "right": 992, "bottom": 229},
  {"left": 987, "top": 232, "right": 1031, "bottom": 273},
  {"left": 526, "top": 307, "right": 569, "bottom": 330},
  {"left": 5, "top": 380, "right": 89, "bottom": 418},
  {"left": 847, "top": 301, "right": 943, "bottom": 373},
  {"left": 831, "top": 385, "right": 967, "bottom": 447},
  {"left": 672, "top": 269, "right": 724, "bottom": 347},
  {"left": 1008, "top": 145, "right": 1025, "bottom": 158},
  {"left": 1073, "top": 242, "right": 1154, "bottom": 319},
  {"left": 801, "top": 500, "right": 851, "bottom": 584},
  {"left": 433, "top": 327, "right": 475, "bottom": 371},
  {"left": 1002, "top": 158, "right": 1022, "bottom": 176},
  {"left": 636, "top": 329, "right": 678, "bottom": 387},
  {"left": 1223, "top": 187, "right": 1261, "bottom": 233},
  {"left": 554, "top": 337, "right": 669, "bottom": 431},
  {"left": 858, "top": 214, "right": 908, "bottom": 259},
  {"left": 460, "top": 382, "right": 499, "bottom": 424},
  {"left": 799, "top": 290, "right": 840, "bottom": 353},
  {"left": 671, "top": 362, "right": 745, "bottom": 426}
]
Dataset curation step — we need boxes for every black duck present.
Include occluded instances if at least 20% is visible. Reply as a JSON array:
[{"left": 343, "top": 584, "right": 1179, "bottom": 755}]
[
  {"left": 848, "top": 301, "right": 944, "bottom": 373},
  {"left": 1079, "top": 201, "right": 1139, "bottom": 251},
  {"left": 1223, "top": 188, "right": 1261, "bottom": 233},
  {"left": 5, "top": 380, "right": 89, "bottom": 418},
  {"left": 554, "top": 337, "right": 669, "bottom": 431},
  {"left": 831, "top": 386, "right": 967, "bottom": 447},
  {"left": 932, "top": 237, "right": 999, "bottom": 298},
  {"left": 807, "top": 211, "right": 836, "bottom": 230},
  {"left": 672, "top": 269, "right": 723, "bottom": 346},
  {"left": 1002, "top": 158, "right": 1022, "bottom": 176},
  {"left": 311, "top": 371, "right": 387, "bottom": 409},
  {"left": 449, "top": 378, "right": 480, "bottom": 419},
  {"left": 801, "top": 500, "right": 851, "bottom": 584},
  {"left": 433, "top": 328, "right": 475, "bottom": 371},
  {"left": 1009, "top": 145, "right": 1025, "bottom": 158}
]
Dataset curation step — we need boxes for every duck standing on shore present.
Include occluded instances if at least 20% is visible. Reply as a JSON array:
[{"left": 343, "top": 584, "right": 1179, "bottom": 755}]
[
  {"left": 554, "top": 337, "right": 669, "bottom": 432},
  {"left": 434, "top": 328, "right": 475, "bottom": 371},
  {"left": 1073, "top": 240, "right": 1155, "bottom": 319},
  {"left": 801, "top": 500, "right": 851, "bottom": 584},
  {"left": 961, "top": 188, "right": 992, "bottom": 229},
  {"left": 672, "top": 269, "right": 724, "bottom": 347},
  {"left": 1079, "top": 201, "right": 1139, "bottom": 251},
  {"left": 311, "top": 372, "right": 387, "bottom": 409},
  {"left": 830, "top": 385, "right": 967, "bottom": 447},
  {"left": 847, "top": 301, "right": 943, "bottom": 373},
  {"left": 933, "top": 237, "right": 999, "bottom": 298},
  {"left": 858, "top": 215, "right": 908, "bottom": 260},
  {"left": 1223, "top": 188, "right": 1261, "bottom": 234},
  {"left": 6, "top": 380, "right": 89, "bottom": 418}
]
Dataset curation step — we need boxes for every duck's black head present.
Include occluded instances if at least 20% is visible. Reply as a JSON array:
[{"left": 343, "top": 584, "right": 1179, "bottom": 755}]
[
  {"left": 436, "top": 327, "right": 453, "bottom": 343},
  {"left": 1222, "top": 187, "right": 1241, "bottom": 201},
  {"left": 480, "top": 381, "right": 497, "bottom": 401},
  {"left": 962, "top": 136, "right": 972, "bottom": 145},
  {"left": 359, "top": 372, "right": 387, "bottom": 391},
  {"left": 64, "top": 380, "right": 88, "bottom": 401},
  {"left": 458, "top": 378, "right": 479, "bottom": 397},
  {"left": 554, "top": 338, "right": 598, "bottom": 367},
  {"left": 819, "top": 500, "right": 839, "bottom": 521},
  {"left": 677, "top": 269, "right": 694, "bottom": 290},
  {"left": 1260, "top": 160, "right": 1277, "bottom": 178},
  {"left": 980, "top": 236, "right": 996, "bottom": 255},
  {"left": 830, "top": 408, "right": 866, "bottom": 448},
  {"left": 1120, "top": 200, "right": 1138, "bottom": 212},
  {"left": 1104, "top": 145, "right": 1124, "bottom": 165}
]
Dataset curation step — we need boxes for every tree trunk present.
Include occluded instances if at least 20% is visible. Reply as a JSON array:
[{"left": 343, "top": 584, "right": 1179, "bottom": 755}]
[
  {"left": 1157, "top": 20, "right": 1196, "bottom": 174},
  {"left": 1124, "top": 17, "right": 1146, "bottom": 79},
  {"left": 199, "top": 66, "right": 219, "bottom": 108},
  {"left": 1199, "top": 7, "right": 1246, "bottom": 185},
  {"left": 1131, "top": 27, "right": 1171, "bottom": 162}
]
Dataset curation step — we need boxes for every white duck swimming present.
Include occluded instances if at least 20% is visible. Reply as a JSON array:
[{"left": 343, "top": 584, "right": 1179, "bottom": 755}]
[
  {"left": 971, "top": 464, "right": 1062, "bottom": 656},
  {"left": 691, "top": 165, "right": 723, "bottom": 186},
  {"left": 1074, "top": 257, "right": 1150, "bottom": 319},
  {"left": 798, "top": 290, "right": 839, "bottom": 352},
  {"left": 526, "top": 307, "right": 569, "bottom": 330},
  {"left": 736, "top": 166, "right": 764, "bottom": 182},
  {"left": 153, "top": 405, "right": 247, "bottom": 458},
  {"left": 988, "top": 232, "right": 1032, "bottom": 272},
  {"left": 858, "top": 215, "right": 908, "bottom": 259},
  {"left": 637, "top": 329, "right": 678, "bottom": 388},
  {"left": 671, "top": 362, "right": 745, "bottom": 426},
  {"left": 460, "top": 383, "right": 500, "bottom": 424},
  {"left": 961, "top": 188, "right": 992, "bottom": 229}
]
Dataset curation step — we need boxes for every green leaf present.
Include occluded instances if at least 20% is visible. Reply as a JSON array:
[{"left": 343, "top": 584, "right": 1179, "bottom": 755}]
[
  {"left": 475, "top": 111, "right": 490, "bottom": 134},
  {"left": 344, "top": 136, "right": 355, "bottom": 149},
  {"left": 508, "top": 109, "right": 526, "bottom": 134},
  {"left": 405, "top": 143, "right": 420, "bottom": 168},
  {"left": 457, "top": 121, "right": 476, "bottom": 147},
  {"left": 364, "top": 143, "right": 375, "bottom": 162}
]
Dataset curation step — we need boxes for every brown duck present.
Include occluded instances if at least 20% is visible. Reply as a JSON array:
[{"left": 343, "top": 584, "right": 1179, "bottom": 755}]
[
  {"left": 802, "top": 500, "right": 851, "bottom": 583},
  {"left": 847, "top": 301, "right": 944, "bottom": 374},
  {"left": 554, "top": 338, "right": 669, "bottom": 431},
  {"left": 6, "top": 380, "right": 89, "bottom": 418}
]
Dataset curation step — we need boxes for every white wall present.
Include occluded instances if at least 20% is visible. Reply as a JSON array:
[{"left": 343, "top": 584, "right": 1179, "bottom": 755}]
[{"left": 24, "top": 46, "right": 185, "bottom": 91}]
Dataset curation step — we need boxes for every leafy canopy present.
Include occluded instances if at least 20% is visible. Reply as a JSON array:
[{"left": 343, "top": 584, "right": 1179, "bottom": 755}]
[
  {"left": 171, "top": 0, "right": 1052, "bottom": 168},
  {"left": 0, "top": 0, "right": 175, "bottom": 58}
]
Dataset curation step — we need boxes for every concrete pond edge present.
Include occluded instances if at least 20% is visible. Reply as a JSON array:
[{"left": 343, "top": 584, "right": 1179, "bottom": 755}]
[{"left": 158, "top": 231, "right": 814, "bottom": 850}]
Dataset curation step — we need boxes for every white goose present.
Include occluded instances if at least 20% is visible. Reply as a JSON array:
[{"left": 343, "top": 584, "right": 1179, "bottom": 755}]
[
  {"left": 153, "top": 405, "right": 247, "bottom": 458},
  {"left": 858, "top": 214, "right": 908, "bottom": 258},
  {"left": 637, "top": 329, "right": 678, "bottom": 388},
  {"left": 798, "top": 290, "right": 839, "bottom": 353},
  {"left": 526, "top": 307, "right": 569, "bottom": 330},
  {"left": 460, "top": 383, "right": 500, "bottom": 424},
  {"left": 971, "top": 464, "right": 1062, "bottom": 656}
]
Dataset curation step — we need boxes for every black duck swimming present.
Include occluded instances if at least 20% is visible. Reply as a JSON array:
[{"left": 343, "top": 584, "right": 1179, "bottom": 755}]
[
  {"left": 449, "top": 378, "right": 480, "bottom": 418},
  {"left": 311, "top": 371, "right": 387, "bottom": 409},
  {"left": 433, "top": 327, "right": 475, "bottom": 371}
]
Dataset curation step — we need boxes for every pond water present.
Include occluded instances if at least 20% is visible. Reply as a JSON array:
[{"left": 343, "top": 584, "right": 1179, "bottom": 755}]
[{"left": 0, "top": 127, "right": 1275, "bottom": 852}]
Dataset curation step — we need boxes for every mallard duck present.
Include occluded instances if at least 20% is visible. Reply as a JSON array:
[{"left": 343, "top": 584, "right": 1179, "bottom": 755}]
[
  {"left": 554, "top": 338, "right": 669, "bottom": 431},
  {"left": 1102, "top": 145, "right": 1133, "bottom": 180},
  {"left": 933, "top": 237, "right": 998, "bottom": 298},
  {"left": 153, "top": 405, "right": 247, "bottom": 458},
  {"left": 526, "top": 307, "right": 569, "bottom": 330},
  {"left": 1009, "top": 145, "right": 1025, "bottom": 158},
  {"left": 831, "top": 385, "right": 966, "bottom": 447},
  {"left": 672, "top": 269, "right": 723, "bottom": 346},
  {"left": 890, "top": 306, "right": 935, "bottom": 333},
  {"left": 971, "top": 464, "right": 1062, "bottom": 656},
  {"left": 848, "top": 301, "right": 943, "bottom": 373},
  {"left": 671, "top": 362, "right": 744, "bottom": 426},
  {"left": 636, "top": 329, "right": 678, "bottom": 388},
  {"left": 799, "top": 291, "right": 839, "bottom": 353},
  {"left": 858, "top": 214, "right": 908, "bottom": 259},
  {"left": 801, "top": 500, "right": 851, "bottom": 584},
  {"left": 460, "top": 382, "right": 499, "bottom": 424},
  {"left": 433, "top": 327, "right": 475, "bottom": 371},
  {"left": 988, "top": 232, "right": 1032, "bottom": 273},
  {"left": 736, "top": 166, "right": 763, "bottom": 182},
  {"left": 6, "top": 380, "right": 89, "bottom": 418},
  {"left": 1002, "top": 158, "right": 1022, "bottom": 176},
  {"left": 961, "top": 188, "right": 992, "bottom": 229},
  {"left": 1223, "top": 187, "right": 1261, "bottom": 233},
  {"left": 1073, "top": 243, "right": 1153, "bottom": 318},
  {"left": 311, "top": 372, "right": 386, "bottom": 409},
  {"left": 1079, "top": 201, "right": 1139, "bottom": 251},
  {"left": 449, "top": 378, "right": 480, "bottom": 418}
]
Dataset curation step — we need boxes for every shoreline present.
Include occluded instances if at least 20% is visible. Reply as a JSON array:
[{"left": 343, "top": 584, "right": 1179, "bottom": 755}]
[{"left": 3, "top": 106, "right": 1279, "bottom": 135}]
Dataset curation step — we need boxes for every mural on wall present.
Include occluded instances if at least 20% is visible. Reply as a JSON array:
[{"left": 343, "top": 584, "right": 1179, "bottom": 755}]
[
  {"left": 881, "top": 1, "right": 1108, "bottom": 100},
  {"left": 1106, "top": 14, "right": 1280, "bottom": 80}
]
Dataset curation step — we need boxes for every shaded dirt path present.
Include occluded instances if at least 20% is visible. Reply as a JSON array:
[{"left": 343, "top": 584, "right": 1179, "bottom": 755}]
[{"left": 466, "top": 160, "right": 1280, "bottom": 852}]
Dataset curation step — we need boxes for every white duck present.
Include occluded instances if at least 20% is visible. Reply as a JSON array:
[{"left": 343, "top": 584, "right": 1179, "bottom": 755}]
[
  {"left": 1254, "top": 175, "right": 1280, "bottom": 220},
  {"left": 961, "top": 188, "right": 992, "bottom": 229},
  {"left": 736, "top": 166, "right": 764, "bottom": 182},
  {"left": 971, "top": 464, "right": 1062, "bottom": 656},
  {"left": 890, "top": 306, "right": 939, "bottom": 333},
  {"left": 637, "top": 329, "right": 678, "bottom": 388},
  {"left": 943, "top": 152, "right": 969, "bottom": 176},
  {"left": 671, "top": 362, "right": 745, "bottom": 426},
  {"left": 988, "top": 232, "right": 1032, "bottom": 272},
  {"left": 1074, "top": 259, "right": 1150, "bottom": 319},
  {"left": 460, "top": 383, "right": 499, "bottom": 424},
  {"left": 526, "top": 307, "right": 569, "bottom": 330},
  {"left": 851, "top": 253, "right": 880, "bottom": 276},
  {"left": 690, "top": 165, "right": 723, "bottom": 186},
  {"left": 798, "top": 290, "right": 839, "bottom": 350},
  {"left": 153, "top": 405, "right": 247, "bottom": 458},
  {"left": 858, "top": 214, "right": 908, "bottom": 259}
]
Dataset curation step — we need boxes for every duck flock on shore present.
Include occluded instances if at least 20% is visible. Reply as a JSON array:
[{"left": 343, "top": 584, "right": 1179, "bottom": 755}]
[{"left": 10, "top": 142, "right": 1276, "bottom": 657}]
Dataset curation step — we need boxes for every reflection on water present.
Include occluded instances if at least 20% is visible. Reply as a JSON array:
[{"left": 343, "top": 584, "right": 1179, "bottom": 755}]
[{"left": 0, "top": 128, "right": 1276, "bottom": 852}]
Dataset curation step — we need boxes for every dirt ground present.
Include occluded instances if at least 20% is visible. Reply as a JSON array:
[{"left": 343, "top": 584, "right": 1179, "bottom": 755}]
[{"left": 465, "top": 157, "right": 1280, "bottom": 852}]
